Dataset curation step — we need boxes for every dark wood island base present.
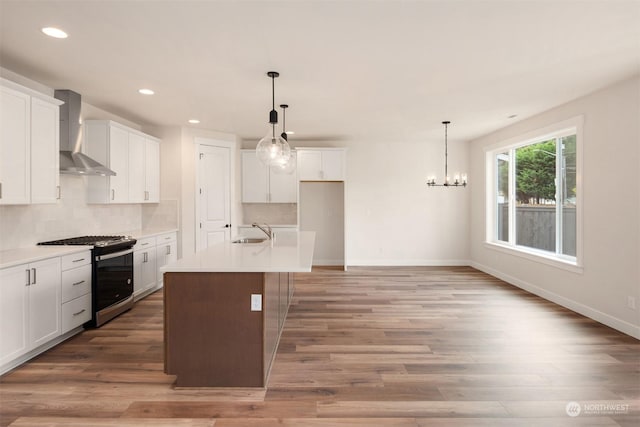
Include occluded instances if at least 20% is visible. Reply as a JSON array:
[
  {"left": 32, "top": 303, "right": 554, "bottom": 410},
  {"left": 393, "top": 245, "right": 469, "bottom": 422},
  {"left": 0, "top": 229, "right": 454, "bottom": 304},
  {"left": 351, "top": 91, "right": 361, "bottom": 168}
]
[{"left": 163, "top": 271, "right": 293, "bottom": 387}]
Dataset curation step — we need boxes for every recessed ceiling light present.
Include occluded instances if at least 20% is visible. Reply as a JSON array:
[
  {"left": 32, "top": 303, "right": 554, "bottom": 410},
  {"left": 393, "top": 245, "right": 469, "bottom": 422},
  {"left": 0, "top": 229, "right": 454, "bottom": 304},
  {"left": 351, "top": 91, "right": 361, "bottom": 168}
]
[
  {"left": 138, "top": 88, "right": 154, "bottom": 95},
  {"left": 41, "top": 27, "right": 68, "bottom": 39},
  {"left": 285, "top": 131, "right": 295, "bottom": 135},
  {"left": 188, "top": 119, "right": 200, "bottom": 124}
]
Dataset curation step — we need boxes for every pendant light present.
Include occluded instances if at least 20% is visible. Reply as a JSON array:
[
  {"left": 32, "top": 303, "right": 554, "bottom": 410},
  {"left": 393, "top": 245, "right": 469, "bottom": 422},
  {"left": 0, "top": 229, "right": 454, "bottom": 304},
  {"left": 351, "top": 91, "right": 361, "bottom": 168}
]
[
  {"left": 272, "top": 104, "right": 296, "bottom": 175},
  {"left": 427, "top": 121, "right": 467, "bottom": 187},
  {"left": 256, "top": 71, "right": 291, "bottom": 166}
]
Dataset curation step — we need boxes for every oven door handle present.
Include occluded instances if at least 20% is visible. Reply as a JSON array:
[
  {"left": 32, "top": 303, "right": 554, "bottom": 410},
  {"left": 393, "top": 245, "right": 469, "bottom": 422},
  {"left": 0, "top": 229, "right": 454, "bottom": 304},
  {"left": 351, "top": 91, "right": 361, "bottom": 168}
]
[{"left": 96, "top": 248, "right": 134, "bottom": 261}]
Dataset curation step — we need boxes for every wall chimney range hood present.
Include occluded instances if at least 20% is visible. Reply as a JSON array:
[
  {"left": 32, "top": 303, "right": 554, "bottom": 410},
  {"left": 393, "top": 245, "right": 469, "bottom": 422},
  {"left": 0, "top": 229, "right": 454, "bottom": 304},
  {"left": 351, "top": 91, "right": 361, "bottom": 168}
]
[{"left": 54, "top": 89, "right": 116, "bottom": 176}]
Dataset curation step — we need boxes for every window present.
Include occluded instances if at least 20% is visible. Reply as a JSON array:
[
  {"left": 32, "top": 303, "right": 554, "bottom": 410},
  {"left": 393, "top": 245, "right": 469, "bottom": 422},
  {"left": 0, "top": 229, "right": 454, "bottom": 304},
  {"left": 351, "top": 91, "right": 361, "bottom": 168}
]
[{"left": 486, "top": 117, "right": 581, "bottom": 268}]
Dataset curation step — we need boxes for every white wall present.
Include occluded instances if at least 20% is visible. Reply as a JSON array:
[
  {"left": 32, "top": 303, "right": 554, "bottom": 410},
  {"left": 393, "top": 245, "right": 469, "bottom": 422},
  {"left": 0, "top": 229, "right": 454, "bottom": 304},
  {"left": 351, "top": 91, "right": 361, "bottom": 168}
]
[
  {"left": 469, "top": 76, "right": 640, "bottom": 338},
  {"left": 346, "top": 140, "right": 470, "bottom": 265}
]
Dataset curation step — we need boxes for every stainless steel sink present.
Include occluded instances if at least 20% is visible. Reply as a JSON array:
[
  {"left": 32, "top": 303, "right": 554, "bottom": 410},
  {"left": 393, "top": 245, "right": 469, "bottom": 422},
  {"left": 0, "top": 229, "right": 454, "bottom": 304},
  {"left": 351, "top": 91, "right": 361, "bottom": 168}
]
[{"left": 232, "top": 238, "right": 267, "bottom": 244}]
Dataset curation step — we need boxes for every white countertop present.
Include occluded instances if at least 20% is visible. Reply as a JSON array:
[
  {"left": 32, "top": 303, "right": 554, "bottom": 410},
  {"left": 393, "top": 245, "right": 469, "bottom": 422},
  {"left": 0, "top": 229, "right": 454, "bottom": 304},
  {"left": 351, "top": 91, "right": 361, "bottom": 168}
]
[
  {"left": 122, "top": 228, "right": 179, "bottom": 239},
  {"left": 0, "top": 227, "right": 177, "bottom": 270},
  {"left": 161, "top": 231, "right": 315, "bottom": 273},
  {"left": 0, "top": 246, "right": 93, "bottom": 270}
]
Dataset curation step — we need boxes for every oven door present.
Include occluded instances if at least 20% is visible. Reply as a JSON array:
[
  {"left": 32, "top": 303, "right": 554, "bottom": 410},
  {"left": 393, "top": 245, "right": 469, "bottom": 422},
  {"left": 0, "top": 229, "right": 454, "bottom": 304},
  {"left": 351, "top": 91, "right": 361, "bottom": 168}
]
[{"left": 94, "top": 248, "right": 134, "bottom": 312}]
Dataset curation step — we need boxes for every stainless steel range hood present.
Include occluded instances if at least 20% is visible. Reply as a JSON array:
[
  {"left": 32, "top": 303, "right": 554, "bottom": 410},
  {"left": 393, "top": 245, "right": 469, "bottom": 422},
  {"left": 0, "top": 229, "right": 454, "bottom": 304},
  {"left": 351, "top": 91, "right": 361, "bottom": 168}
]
[{"left": 54, "top": 90, "right": 116, "bottom": 176}]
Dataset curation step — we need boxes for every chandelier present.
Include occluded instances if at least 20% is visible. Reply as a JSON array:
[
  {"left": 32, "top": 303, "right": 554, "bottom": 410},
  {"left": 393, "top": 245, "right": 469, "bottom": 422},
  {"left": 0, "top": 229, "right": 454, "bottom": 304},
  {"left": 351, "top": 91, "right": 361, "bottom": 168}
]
[{"left": 427, "top": 121, "right": 467, "bottom": 187}]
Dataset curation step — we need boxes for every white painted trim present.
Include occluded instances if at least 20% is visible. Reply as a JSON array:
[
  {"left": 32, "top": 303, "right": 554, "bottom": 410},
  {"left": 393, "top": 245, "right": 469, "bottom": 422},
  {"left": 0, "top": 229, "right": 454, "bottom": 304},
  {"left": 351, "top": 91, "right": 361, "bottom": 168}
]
[
  {"left": 484, "top": 115, "right": 584, "bottom": 267},
  {"left": 347, "top": 259, "right": 471, "bottom": 267},
  {"left": 193, "top": 138, "right": 236, "bottom": 252},
  {"left": 484, "top": 241, "right": 583, "bottom": 274},
  {"left": 313, "top": 259, "right": 346, "bottom": 266},
  {"left": 0, "top": 327, "right": 83, "bottom": 375},
  {"left": 470, "top": 261, "right": 640, "bottom": 340}
]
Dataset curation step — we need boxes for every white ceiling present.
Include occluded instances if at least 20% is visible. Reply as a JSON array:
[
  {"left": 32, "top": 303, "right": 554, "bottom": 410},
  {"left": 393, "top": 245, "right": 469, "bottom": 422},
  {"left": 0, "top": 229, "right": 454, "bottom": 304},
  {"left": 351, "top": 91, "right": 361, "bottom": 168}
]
[{"left": 1, "top": 0, "right": 639, "bottom": 144}]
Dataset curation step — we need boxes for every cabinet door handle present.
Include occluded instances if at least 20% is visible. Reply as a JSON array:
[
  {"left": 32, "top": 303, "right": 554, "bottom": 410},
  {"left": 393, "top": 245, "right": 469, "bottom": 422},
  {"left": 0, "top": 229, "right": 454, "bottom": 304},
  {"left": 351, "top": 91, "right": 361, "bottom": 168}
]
[
  {"left": 72, "top": 258, "right": 85, "bottom": 263},
  {"left": 143, "top": 252, "right": 148, "bottom": 263},
  {"left": 111, "top": 189, "right": 115, "bottom": 200},
  {"left": 25, "top": 269, "right": 30, "bottom": 286},
  {"left": 144, "top": 190, "right": 149, "bottom": 200},
  {"left": 0, "top": 182, "right": 2, "bottom": 199},
  {"left": 73, "top": 309, "right": 86, "bottom": 316},
  {"left": 72, "top": 280, "right": 85, "bottom": 286},
  {"left": 31, "top": 268, "right": 36, "bottom": 285},
  {"left": 166, "top": 245, "right": 171, "bottom": 255},
  {"left": 56, "top": 185, "right": 61, "bottom": 199}
]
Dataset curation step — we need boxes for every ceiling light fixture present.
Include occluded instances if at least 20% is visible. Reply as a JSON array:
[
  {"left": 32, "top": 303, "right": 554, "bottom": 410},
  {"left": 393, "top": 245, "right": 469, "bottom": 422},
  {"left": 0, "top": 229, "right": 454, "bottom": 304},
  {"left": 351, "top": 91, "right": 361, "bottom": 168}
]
[
  {"left": 138, "top": 88, "right": 154, "bottom": 95},
  {"left": 280, "top": 104, "right": 289, "bottom": 141},
  {"left": 41, "top": 27, "right": 68, "bottom": 38},
  {"left": 272, "top": 104, "right": 296, "bottom": 175},
  {"left": 256, "top": 71, "right": 290, "bottom": 167},
  {"left": 427, "top": 121, "right": 467, "bottom": 187},
  {"left": 188, "top": 119, "right": 200, "bottom": 124}
]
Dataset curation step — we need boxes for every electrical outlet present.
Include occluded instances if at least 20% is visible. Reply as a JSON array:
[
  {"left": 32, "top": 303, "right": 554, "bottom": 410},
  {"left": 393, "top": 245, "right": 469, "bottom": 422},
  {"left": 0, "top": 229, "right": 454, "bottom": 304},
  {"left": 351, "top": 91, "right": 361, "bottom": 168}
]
[
  {"left": 627, "top": 296, "right": 636, "bottom": 310},
  {"left": 251, "top": 294, "right": 262, "bottom": 311}
]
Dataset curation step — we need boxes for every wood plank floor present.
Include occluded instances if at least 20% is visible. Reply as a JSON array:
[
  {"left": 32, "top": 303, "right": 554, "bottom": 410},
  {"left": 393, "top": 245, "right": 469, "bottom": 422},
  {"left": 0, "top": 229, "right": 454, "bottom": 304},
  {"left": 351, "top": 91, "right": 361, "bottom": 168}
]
[{"left": 1, "top": 266, "right": 638, "bottom": 426}]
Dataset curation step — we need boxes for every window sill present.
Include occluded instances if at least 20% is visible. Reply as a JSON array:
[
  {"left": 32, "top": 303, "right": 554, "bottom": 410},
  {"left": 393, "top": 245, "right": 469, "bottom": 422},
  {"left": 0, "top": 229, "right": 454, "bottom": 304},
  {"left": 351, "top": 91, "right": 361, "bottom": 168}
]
[{"left": 484, "top": 241, "right": 583, "bottom": 274}]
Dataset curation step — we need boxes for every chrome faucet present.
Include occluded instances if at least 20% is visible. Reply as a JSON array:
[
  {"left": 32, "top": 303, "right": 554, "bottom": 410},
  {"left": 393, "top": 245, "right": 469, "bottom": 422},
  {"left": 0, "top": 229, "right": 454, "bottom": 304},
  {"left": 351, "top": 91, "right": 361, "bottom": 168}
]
[{"left": 252, "top": 223, "right": 273, "bottom": 240}]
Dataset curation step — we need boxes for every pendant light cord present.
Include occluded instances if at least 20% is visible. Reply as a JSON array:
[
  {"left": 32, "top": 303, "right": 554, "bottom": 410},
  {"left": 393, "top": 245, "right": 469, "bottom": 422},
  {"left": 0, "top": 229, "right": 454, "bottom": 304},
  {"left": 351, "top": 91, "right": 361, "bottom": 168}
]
[
  {"left": 271, "top": 75, "right": 275, "bottom": 112},
  {"left": 444, "top": 122, "right": 448, "bottom": 181}
]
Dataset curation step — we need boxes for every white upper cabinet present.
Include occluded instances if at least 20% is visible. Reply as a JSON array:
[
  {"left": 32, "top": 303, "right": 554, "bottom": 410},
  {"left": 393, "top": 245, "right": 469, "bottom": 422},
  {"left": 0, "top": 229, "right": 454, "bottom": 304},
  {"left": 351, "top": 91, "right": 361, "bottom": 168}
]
[
  {"left": 128, "top": 132, "right": 145, "bottom": 202},
  {"left": 0, "top": 80, "right": 61, "bottom": 205},
  {"left": 30, "top": 98, "right": 60, "bottom": 203},
  {"left": 269, "top": 151, "right": 297, "bottom": 203},
  {"left": 144, "top": 137, "right": 160, "bottom": 202},
  {"left": 84, "top": 120, "right": 160, "bottom": 204},
  {"left": 297, "top": 148, "right": 345, "bottom": 181},
  {"left": 241, "top": 150, "right": 297, "bottom": 203}
]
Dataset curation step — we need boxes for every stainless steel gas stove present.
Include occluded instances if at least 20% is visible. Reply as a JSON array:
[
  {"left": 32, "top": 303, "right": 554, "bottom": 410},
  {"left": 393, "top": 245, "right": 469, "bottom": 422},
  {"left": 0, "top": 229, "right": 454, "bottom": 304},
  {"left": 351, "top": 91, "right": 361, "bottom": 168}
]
[{"left": 39, "top": 235, "right": 137, "bottom": 327}]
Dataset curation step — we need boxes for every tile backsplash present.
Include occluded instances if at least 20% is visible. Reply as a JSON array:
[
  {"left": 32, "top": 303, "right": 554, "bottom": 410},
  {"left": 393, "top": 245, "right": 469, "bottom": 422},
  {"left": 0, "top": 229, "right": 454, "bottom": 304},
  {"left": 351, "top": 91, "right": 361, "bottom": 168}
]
[
  {"left": 0, "top": 175, "right": 142, "bottom": 250},
  {"left": 242, "top": 203, "right": 297, "bottom": 225}
]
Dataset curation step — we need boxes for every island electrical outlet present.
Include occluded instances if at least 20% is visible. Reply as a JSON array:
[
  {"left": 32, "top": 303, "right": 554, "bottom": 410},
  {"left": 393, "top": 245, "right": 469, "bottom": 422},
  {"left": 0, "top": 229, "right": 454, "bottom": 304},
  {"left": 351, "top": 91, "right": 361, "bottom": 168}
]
[{"left": 251, "top": 294, "right": 262, "bottom": 311}]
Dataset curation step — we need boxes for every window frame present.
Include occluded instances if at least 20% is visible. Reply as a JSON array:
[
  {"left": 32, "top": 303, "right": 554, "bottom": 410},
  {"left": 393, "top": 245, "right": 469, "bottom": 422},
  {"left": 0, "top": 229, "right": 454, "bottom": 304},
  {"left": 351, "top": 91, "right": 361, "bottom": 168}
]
[{"left": 484, "top": 116, "right": 583, "bottom": 273}]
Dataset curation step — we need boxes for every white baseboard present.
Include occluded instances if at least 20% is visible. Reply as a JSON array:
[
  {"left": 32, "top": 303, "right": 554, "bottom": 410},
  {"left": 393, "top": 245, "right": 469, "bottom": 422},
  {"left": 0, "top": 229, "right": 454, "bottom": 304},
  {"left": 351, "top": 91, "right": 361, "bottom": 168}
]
[
  {"left": 347, "top": 259, "right": 470, "bottom": 267},
  {"left": 313, "top": 259, "right": 344, "bottom": 266},
  {"left": 0, "top": 327, "right": 84, "bottom": 376},
  {"left": 470, "top": 261, "right": 640, "bottom": 340}
]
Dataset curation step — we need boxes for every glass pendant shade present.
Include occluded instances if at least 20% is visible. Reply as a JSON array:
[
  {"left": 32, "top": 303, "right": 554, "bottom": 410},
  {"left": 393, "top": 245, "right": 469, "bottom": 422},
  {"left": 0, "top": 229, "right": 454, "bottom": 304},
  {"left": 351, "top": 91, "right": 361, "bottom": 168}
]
[
  {"left": 271, "top": 152, "right": 296, "bottom": 175},
  {"left": 256, "top": 129, "right": 291, "bottom": 166}
]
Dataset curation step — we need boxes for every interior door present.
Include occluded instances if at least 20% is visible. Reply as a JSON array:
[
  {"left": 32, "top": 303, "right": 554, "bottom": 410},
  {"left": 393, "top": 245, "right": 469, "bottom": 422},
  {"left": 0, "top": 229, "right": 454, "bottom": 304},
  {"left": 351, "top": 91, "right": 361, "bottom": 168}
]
[{"left": 198, "top": 145, "right": 231, "bottom": 250}]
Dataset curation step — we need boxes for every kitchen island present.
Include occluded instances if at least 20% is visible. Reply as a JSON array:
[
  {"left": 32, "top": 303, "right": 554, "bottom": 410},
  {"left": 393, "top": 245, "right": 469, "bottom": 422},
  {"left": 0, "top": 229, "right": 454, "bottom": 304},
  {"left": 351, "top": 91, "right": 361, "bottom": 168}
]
[{"left": 160, "top": 231, "right": 315, "bottom": 387}]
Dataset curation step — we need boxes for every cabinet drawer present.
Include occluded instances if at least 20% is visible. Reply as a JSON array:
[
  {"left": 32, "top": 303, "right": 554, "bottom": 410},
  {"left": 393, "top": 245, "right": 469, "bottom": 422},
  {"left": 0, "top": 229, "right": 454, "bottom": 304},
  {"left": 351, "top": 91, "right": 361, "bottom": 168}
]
[
  {"left": 134, "top": 236, "right": 156, "bottom": 251},
  {"left": 61, "top": 293, "right": 91, "bottom": 333},
  {"left": 61, "top": 264, "right": 91, "bottom": 303},
  {"left": 156, "top": 232, "right": 177, "bottom": 244},
  {"left": 61, "top": 251, "right": 91, "bottom": 271}
]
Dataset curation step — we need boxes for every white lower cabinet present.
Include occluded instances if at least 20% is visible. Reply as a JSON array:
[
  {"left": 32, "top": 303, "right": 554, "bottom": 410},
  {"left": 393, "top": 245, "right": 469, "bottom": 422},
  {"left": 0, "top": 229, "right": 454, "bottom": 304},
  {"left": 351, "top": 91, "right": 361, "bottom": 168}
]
[
  {"left": 0, "top": 264, "right": 29, "bottom": 366},
  {"left": 156, "top": 232, "right": 177, "bottom": 287},
  {"left": 60, "top": 251, "right": 92, "bottom": 334},
  {"left": 0, "top": 257, "right": 61, "bottom": 367},
  {"left": 134, "top": 237, "right": 158, "bottom": 299},
  {"left": 61, "top": 293, "right": 91, "bottom": 334},
  {"left": 132, "top": 231, "right": 177, "bottom": 300}
]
